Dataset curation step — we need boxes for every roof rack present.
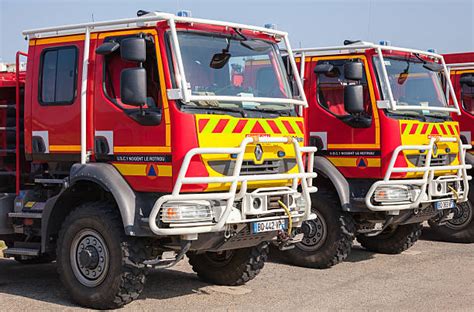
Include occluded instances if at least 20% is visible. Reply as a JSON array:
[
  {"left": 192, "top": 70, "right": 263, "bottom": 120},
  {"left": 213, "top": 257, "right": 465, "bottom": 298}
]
[
  {"left": 446, "top": 62, "right": 474, "bottom": 70},
  {"left": 293, "top": 41, "right": 443, "bottom": 59},
  {"left": 22, "top": 12, "right": 287, "bottom": 39}
]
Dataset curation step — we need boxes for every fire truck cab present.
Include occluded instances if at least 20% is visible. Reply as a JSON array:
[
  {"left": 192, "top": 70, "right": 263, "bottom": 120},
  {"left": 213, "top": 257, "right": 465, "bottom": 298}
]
[
  {"left": 0, "top": 11, "right": 316, "bottom": 308},
  {"left": 430, "top": 52, "right": 474, "bottom": 242},
  {"left": 280, "top": 41, "right": 471, "bottom": 268}
]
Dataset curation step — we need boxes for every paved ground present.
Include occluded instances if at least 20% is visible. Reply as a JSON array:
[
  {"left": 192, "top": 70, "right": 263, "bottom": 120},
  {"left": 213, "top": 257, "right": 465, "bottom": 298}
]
[{"left": 0, "top": 228, "right": 473, "bottom": 311}]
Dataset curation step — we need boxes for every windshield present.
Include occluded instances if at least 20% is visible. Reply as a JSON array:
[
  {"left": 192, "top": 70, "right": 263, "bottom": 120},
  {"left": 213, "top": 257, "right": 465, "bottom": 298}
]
[
  {"left": 176, "top": 31, "right": 294, "bottom": 111},
  {"left": 374, "top": 56, "right": 449, "bottom": 117}
]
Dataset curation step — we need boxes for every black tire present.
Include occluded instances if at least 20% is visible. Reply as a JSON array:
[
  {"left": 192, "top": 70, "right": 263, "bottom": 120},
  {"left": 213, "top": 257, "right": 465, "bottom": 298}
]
[
  {"left": 56, "top": 202, "right": 147, "bottom": 309},
  {"left": 187, "top": 243, "right": 269, "bottom": 286},
  {"left": 14, "top": 254, "right": 55, "bottom": 265},
  {"left": 278, "top": 187, "right": 356, "bottom": 269},
  {"left": 357, "top": 223, "right": 422, "bottom": 254},
  {"left": 428, "top": 199, "right": 474, "bottom": 243}
]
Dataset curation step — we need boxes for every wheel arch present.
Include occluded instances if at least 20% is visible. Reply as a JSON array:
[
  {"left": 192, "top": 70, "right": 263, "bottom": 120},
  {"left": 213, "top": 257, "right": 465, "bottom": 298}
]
[
  {"left": 314, "top": 156, "right": 351, "bottom": 211},
  {"left": 41, "top": 163, "right": 138, "bottom": 253}
]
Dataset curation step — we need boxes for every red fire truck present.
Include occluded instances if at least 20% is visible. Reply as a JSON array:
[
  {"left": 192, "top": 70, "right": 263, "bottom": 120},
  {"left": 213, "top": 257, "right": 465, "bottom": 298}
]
[
  {"left": 279, "top": 41, "right": 471, "bottom": 268},
  {"left": 0, "top": 11, "right": 316, "bottom": 308},
  {"left": 429, "top": 52, "right": 474, "bottom": 242}
]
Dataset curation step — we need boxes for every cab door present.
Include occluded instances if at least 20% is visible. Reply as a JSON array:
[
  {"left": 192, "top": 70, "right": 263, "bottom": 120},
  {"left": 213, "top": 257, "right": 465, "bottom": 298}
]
[
  {"left": 29, "top": 39, "right": 83, "bottom": 160},
  {"left": 93, "top": 29, "right": 172, "bottom": 192},
  {"left": 307, "top": 55, "right": 381, "bottom": 178}
]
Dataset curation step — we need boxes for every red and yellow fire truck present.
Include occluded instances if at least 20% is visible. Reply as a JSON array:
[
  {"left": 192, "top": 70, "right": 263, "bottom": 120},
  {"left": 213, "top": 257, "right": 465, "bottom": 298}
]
[
  {"left": 0, "top": 11, "right": 316, "bottom": 308},
  {"left": 428, "top": 52, "right": 474, "bottom": 242},
  {"left": 279, "top": 41, "right": 471, "bottom": 268}
]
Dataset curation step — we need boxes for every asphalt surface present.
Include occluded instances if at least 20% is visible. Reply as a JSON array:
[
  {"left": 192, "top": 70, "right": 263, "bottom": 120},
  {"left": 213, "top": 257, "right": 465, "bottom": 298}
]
[{"left": 0, "top": 227, "right": 473, "bottom": 311}]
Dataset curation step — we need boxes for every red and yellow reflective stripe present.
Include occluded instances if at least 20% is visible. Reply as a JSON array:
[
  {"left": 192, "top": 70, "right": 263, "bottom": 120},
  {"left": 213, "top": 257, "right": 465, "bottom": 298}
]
[{"left": 197, "top": 118, "right": 303, "bottom": 136}]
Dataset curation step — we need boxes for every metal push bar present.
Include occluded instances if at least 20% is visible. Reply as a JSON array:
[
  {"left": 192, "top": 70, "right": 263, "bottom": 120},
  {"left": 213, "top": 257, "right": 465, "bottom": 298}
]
[
  {"left": 366, "top": 137, "right": 472, "bottom": 211},
  {"left": 148, "top": 136, "right": 317, "bottom": 235},
  {"left": 293, "top": 42, "right": 461, "bottom": 115}
]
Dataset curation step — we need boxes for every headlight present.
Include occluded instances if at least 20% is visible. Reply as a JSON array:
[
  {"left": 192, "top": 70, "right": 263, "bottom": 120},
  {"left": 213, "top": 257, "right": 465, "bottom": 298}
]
[
  {"left": 373, "top": 186, "right": 410, "bottom": 203},
  {"left": 161, "top": 201, "right": 213, "bottom": 223}
]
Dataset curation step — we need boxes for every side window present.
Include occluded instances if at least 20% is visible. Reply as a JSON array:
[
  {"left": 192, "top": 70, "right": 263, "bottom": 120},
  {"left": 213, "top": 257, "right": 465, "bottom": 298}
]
[
  {"left": 39, "top": 46, "right": 78, "bottom": 105},
  {"left": 103, "top": 35, "right": 161, "bottom": 110},
  {"left": 461, "top": 73, "right": 474, "bottom": 115},
  {"left": 315, "top": 59, "right": 371, "bottom": 117}
]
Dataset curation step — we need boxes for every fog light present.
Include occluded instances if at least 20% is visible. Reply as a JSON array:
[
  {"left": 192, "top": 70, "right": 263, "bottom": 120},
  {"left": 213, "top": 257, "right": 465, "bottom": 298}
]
[
  {"left": 374, "top": 186, "right": 410, "bottom": 203},
  {"left": 162, "top": 201, "right": 213, "bottom": 223},
  {"left": 253, "top": 197, "right": 262, "bottom": 209}
]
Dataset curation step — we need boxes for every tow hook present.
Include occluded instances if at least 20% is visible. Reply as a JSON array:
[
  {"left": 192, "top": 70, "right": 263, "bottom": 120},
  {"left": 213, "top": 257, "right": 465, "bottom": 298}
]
[{"left": 277, "top": 229, "right": 304, "bottom": 251}]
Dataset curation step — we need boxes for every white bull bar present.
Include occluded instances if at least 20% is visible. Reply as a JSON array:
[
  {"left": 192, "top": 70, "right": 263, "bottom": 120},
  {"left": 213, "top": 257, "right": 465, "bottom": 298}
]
[
  {"left": 366, "top": 137, "right": 472, "bottom": 211},
  {"left": 148, "top": 136, "right": 317, "bottom": 235}
]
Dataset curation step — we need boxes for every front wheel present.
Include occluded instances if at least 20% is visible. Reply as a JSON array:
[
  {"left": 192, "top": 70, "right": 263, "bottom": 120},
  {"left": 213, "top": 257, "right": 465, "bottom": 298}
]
[
  {"left": 428, "top": 199, "right": 474, "bottom": 243},
  {"left": 56, "top": 202, "right": 147, "bottom": 309},
  {"left": 357, "top": 223, "right": 422, "bottom": 254},
  {"left": 187, "top": 243, "right": 269, "bottom": 286},
  {"left": 278, "top": 187, "right": 356, "bottom": 269}
]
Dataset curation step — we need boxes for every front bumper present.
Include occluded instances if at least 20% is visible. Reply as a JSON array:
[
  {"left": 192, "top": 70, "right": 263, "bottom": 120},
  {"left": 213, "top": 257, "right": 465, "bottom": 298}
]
[
  {"left": 148, "top": 136, "right": 317, "bottom": 236},
  {"left": 366, "top": 137, "right": 472, "bottom": 212}
]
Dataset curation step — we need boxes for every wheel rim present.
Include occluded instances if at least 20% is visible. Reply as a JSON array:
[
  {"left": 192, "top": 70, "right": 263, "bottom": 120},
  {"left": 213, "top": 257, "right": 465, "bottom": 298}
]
[
  {"left": 445, "top": 202, "right": 473, "bottom": 230},
  {"left": 204, "top": 250, "right": 235, "bottom": 267},
  {"left": 296, "top": 210, "right": 328, "bottom": 251},
  {"left": 70, "top": 229, "right": 109, "bottom": 287}
]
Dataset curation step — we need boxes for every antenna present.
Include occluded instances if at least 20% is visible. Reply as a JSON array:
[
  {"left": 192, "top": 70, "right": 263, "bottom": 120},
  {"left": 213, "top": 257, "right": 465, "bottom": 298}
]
[{"left": 91, "top": 13, "right": 95, "bottom": 23}]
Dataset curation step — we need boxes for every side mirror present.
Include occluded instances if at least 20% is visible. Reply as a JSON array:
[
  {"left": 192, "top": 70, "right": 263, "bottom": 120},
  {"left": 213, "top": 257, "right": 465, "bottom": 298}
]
[
  {"left": 120, "top": 68, "right": 147, "bottom": 106},
  {"left": 344, "top": 62, "right": 363, "bottom": 80},
  {"left": 344, "top": 84, "right": 364, "bottom": 114},
  {"left": 460, "top": 75, "right": 474, "bottom": 87},
  {"left": 121, "top": 37, "right": 146, "bottom": 62},
  {"left": 314, "top": 63, "right": 334, "bottom": 74}
]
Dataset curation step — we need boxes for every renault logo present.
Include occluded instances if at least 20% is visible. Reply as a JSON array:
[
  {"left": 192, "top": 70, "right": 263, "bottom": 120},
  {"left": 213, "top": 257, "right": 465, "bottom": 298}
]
[{"left": 254, "top": 144, "right": 263, "bottom": 161}]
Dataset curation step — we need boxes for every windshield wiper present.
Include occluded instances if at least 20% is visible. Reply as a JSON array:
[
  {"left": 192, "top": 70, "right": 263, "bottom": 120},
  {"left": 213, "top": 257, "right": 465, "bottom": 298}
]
[
  {"left": 387, "top": 110, "right": 426, "bottom": 121},
  {"left": 182, "top": 105, "right": 247, "bottom": 117},
  {"left": 246, "top": 107, "right": 292, "bottom": 116},
  {"left": 424, "top": 112, "right": 450, "bottom": 120}
]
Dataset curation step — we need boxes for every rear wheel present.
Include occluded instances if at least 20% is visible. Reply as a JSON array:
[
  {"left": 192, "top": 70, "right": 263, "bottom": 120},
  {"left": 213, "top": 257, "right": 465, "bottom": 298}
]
[
  {"left": 57, "top": 202, "right": 147, "bottom": 309},
  {"left": 278, "top": 187, "right": 355, "bottom": 268},
  {"left": 187, "top": 243, "right": 269, "bottom": 286},
  {"left": 357, "top": 223, "right": 422, "bottom": 254},
  {"left": 429, "top": 200, "right": 474, "bottom": 243}
]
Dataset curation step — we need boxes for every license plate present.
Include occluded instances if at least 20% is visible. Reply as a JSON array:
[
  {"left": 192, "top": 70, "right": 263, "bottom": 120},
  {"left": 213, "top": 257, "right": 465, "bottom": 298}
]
[
  {"left": 252, "top": 220, "right": 287, "bottom": 234},
  {"left": 434, "top": 200, "right": 455, "bottom": 210}
]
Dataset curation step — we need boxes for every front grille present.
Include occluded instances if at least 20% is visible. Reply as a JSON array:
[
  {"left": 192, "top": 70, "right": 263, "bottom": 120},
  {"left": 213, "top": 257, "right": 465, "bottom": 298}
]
[
  {"left": 240, "top": 160, "right": 280, "bottom": 175},
  {"left": 208, "top": 159, "right": 297, "bottom": 176},
  {"left": 406, "top": 154, "right": 456, "bottom": 167}
]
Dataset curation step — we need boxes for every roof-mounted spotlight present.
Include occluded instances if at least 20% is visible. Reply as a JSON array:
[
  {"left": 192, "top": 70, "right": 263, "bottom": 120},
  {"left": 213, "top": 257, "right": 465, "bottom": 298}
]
[
  {"left": 264, "top": 23, "right": 277, "bottom": 30},
  {"left": 379, "top": 40, "right": 391, "bottom": 46},
  {"left": 177, "top": 10, "right": 192, "bottom": 17}
]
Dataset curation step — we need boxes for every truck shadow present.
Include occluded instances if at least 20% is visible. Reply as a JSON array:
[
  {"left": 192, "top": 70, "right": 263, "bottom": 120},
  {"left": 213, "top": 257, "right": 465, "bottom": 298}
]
[
  {"left": 0, "top": 258, "right": 214, "bottom": 308},
  {"left": 268, "top": 244, "right": 376, "bottom": 265}
]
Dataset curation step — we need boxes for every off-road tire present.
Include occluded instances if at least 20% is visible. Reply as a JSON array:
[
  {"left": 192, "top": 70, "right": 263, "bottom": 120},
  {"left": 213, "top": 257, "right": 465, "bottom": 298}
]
[
  {"left": 357, "top": 223, "right": 422, "bottom": 254},
  {"left": 428, "top": 181, "right": 474, "bottom": 243},
  {"left": 279, "top": 187, "right": 356, "bottom": 269},
  {"left": 56, "top": 202, "right": 147, "bottom": 309},
  {"left": 14, "top": 254, "right": 55, "bottom": 265},
  {"left": 187, "top": 243, "right": 269, "bottom": 286}
]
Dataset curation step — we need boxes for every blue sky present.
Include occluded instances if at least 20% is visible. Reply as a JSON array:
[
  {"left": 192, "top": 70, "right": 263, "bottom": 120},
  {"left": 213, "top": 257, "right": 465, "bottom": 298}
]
[{"left": 0, "top": 0, "right": 473, "bottom": 62}]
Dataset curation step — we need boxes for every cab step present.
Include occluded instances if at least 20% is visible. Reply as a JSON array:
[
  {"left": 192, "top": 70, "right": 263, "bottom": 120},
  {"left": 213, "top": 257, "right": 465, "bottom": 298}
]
[
  {"left": 8, "top": 212, "right": 43, "bottom": 219},
  {"left": 3, "top": 247, "right": 40, "bottom": 257}
]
